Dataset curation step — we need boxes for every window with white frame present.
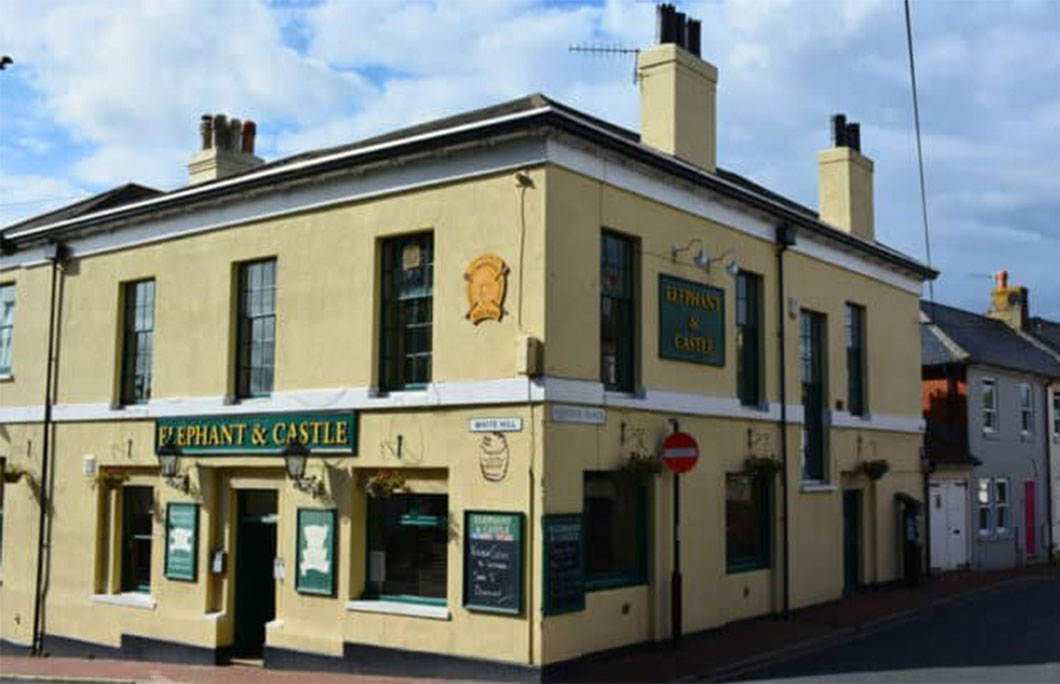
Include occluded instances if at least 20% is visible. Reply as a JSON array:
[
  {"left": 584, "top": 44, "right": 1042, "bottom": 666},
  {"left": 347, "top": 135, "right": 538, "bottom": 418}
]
[
  {"left": 0, "top": 282, "right": 14, "bottom": 375},
  {"left": 982, "top": 378, "right": 998, "bottom": 433},
  {"left": 1019, "top": 383, "right": 1033, "bottom": 435},
  {"left": 994, "top": 479, "right": 1010, "bottom": 534},
  {"left": 977, "top": 478, "right": 992, "bottom": 536}
]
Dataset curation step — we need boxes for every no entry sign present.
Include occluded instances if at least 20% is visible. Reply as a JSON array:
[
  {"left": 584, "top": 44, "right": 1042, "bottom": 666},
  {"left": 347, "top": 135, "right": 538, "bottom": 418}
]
[{"left": 661, "top": 431, "right": 699, "bottom": 474}]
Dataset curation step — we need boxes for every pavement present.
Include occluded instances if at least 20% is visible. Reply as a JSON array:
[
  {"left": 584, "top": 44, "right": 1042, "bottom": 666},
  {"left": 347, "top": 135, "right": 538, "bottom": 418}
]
[{"left": 0, "top": 565, "right": 1056, "bottom": 683}]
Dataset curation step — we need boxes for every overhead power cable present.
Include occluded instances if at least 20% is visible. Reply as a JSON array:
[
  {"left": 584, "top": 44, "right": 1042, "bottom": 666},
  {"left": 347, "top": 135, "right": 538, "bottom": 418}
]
[{"left": 904, "top": 0, "right": 935, "bottom": 304}]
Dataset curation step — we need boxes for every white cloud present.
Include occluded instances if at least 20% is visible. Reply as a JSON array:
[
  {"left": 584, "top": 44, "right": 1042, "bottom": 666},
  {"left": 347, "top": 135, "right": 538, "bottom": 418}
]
[
  {"left": 0, "top": 172, "right": 88, "bottom": 227},
  {"left": 1, "top": 0, "right": 1057, "bottom": 314}
]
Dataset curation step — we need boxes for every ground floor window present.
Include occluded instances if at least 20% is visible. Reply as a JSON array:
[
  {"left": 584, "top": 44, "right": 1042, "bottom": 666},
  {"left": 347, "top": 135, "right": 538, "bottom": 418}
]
[
  {"left": 977, "top": 477, "right": 1010, "bottom": 538},
  {"left": 366, "top": 493, "right": 448, "bottom": 604},
  {"left": 121, "top": 486, "right": 154, "bottom": 593},
  {"left": 584, "top": 471, "right": 647, "bottom": 590},
  {"left": 726, "top": 474, "right": 771, "bottom": 572}
]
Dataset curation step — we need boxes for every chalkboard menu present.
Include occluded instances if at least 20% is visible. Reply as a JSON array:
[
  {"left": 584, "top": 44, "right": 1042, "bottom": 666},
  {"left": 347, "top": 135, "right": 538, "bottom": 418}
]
[
  {"left": 296, "top": 508, "right": 336, "bottom": 596},
  {"left": 165, "top": 503, "right": 198, "bottom": 582},
  {"left": 464, "top": 511, "right": 523, "bottom": 615},
  {"left": 542, "top": 513, "right": 585, "bottom": 615}
]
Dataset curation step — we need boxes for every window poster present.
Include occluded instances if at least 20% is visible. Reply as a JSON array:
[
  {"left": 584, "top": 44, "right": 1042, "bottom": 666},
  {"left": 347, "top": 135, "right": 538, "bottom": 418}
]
[
  {"left": 165, "top": 502, "right": 199, "bottom": 582},
  {"left": 296, "top": 508, "right": 336, "bottom": 596}
]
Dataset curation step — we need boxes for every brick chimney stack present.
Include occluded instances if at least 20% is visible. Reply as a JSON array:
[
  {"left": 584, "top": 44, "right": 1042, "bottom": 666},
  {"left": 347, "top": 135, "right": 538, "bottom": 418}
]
[
  {"left": 187, "top": 113, "right": 264, "bottom": 185},
  {"left": 986, "top": 270, "right": 1030, "bottom": 331}
]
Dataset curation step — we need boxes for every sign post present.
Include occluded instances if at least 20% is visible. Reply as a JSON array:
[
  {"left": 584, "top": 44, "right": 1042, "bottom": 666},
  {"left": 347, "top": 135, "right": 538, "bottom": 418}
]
[{"left": 661, "top": 426, "right": 699, "bottom": 647}]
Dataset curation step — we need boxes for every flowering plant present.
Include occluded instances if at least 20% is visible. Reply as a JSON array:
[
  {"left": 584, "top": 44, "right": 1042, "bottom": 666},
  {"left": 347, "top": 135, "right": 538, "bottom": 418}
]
[
  {"left": 365, "top": 469, "right": 408, "bottom": 498},
  {"left": 622, "top": 452, "right": 663, "bottom": 481},
  {"left": 859, "top": 459, "right": 890, "bottom": 481},
  {"left": 744, "top": 456, "right": 783, "bottom": 479}
]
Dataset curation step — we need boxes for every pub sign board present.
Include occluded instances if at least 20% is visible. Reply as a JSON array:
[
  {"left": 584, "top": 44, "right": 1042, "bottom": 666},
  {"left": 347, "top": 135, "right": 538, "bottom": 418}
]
[
  {"left": 542, "top": 513, "right": 585, "bottom": 615},
  {"left": 658, "top": 274, "right": 725, "bottom": 366},
  {"left": 296, "top": 508, "right": 337, "bottom": 596},
  {"left": 463, "top": 511, "right": 523, "bottom": 615},
  {"left": 155, "top": 411, "right": 356, "bottom": 455},
  {"left": 165, "top": 503, "right": 199, "bottom": 582}
]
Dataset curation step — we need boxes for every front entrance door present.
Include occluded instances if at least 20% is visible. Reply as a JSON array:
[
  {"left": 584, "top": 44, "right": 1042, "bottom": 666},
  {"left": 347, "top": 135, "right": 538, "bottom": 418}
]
[
  {"left": 930, "top": 481, "right": 968, "bottom": 570},
  {"left": 234, "top": 490, "right": 278, "bottom": 658},
  {"left": 1025, "top": 480, "right": 1037, "bottom": 558},
  {"left": 843, "top": 489, "right": 861, "bottom": 595},
  {"left": 946, "top": 482, "right": 968, "bottom": 567}
]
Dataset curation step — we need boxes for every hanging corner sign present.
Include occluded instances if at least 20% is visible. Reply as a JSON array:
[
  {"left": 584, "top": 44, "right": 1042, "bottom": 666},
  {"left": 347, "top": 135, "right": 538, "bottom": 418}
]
[{"left": 661, "top": 431, "right": 699, "bottom": 474}]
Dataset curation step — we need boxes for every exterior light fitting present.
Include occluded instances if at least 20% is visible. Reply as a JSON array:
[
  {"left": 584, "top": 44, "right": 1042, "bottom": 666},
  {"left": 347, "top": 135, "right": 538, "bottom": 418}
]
[
  {"left": 156, "top": 438, "right": 191, "bottom": 493},
  {"left": 671, "top": 240, "right": 739, "bottom": 276},
  {"left": 283, "top": 437, "right": 323, "bottom": 495}
]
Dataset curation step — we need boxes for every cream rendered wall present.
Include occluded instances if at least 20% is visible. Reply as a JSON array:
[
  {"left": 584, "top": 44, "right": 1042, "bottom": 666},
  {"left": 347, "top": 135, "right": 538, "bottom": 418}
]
[
  {"left": 540, "top": 162, "right": 925, "bottom": 650},
  {"left": 33, "top": 167, "right": 546, "bottom": 406},
  {"left": 1, "top": 167, "right": 550, "bottom": 665},
  {"left": 0, "top": 266, "right": 52, "bottom": 406}
]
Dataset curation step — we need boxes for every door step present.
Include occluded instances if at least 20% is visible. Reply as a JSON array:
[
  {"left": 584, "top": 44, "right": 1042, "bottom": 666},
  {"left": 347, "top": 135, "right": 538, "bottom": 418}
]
[{"left": 230, "top": 657, "right": 265, "bottom": 668}]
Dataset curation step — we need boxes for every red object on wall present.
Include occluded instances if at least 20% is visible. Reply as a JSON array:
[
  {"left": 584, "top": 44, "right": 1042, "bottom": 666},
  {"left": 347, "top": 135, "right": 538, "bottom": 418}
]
[
  {"left": 1025, "top": 480, "right": 1037, "bottom": 557},
  {"left": 661, "top": 432, "right": 699, "bottom": 474}
]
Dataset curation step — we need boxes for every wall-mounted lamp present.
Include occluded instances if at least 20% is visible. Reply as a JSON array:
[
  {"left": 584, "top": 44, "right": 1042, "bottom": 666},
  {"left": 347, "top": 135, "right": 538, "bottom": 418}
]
[
  {"left": 156, "top": 437, "right": 191, "bottom": 493},
  {"left": 283, "top": 437, "right": 322, "bottom": 494},
  {"left": 671, "top": 240, "right": 740, "bottom": 277}
]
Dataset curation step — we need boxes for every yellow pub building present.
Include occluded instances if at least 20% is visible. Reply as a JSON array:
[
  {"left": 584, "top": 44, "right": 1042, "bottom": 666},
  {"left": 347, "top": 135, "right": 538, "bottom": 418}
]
[{"left": 0, "top": 13, "right": 935, "bottom": 680}]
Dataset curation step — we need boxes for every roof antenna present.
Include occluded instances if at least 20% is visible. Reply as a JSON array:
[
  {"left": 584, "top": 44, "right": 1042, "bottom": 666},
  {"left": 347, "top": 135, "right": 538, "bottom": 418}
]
[{"left": 568, "top": 43, "right": 642, "bottom": 84}]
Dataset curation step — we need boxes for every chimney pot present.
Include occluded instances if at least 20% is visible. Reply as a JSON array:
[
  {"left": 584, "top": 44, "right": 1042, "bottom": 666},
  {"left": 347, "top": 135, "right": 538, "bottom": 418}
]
[
  {"left": 212, "top": 114, "right": 228, "bottom": 150},
  {"left": 996, "top": 270, "right": 1008, "bottom": 289},
  {"left": 199, "top": 114, "right": 213, "bottom": 150},
  {"left": 831, "top": 113, "right": 847, "bottom": 147},
  {"left": 846, "top": 122, "right": 860, "bottom": 152},
  {"left": 242, "top": 121, "right": 257, "bottom": 155}
]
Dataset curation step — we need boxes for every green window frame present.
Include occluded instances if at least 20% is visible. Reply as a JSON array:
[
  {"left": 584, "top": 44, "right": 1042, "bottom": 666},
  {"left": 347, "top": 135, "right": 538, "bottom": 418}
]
[
  {"left": 120, "top": 279, "right": 155, "bottom": 405},
  {"left": 600, "top": 230, "right": 637, "bottom": 393},
  {"left": 736, "top": 271, "right": 763, "bottom": 406},
  {"left": 365, "top": 493, "right": 447, "bottom": 605},
  {"left": 0, "top": 282, "right": 14, "bottom": 375},
  {"left": 121, "top": 486, "right": 153, "bottom": 594},
  {"left": 800, "top": 310, "right": 827, "bottom": 482},
  {"left": 379, "top": 234, "right": 433, "bottom": 391},
  {"left": 845, "top": 303, "right": 866, "bottom": 416},
  {"left": 726, "top": 474, "right": 771, "bottom": 573},
  {"left": 235, "top": 259, "right": 276, "bottom": 398},
  {"left": 584, "top": 471, "right": 647, "bottom": 591}
]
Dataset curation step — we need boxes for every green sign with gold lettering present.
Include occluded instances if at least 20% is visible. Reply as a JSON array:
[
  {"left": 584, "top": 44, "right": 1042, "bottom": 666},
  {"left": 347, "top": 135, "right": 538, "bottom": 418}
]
[
  {"left": 155, "top": 411, "right": 356, "bottom": 455},
  {"left": 659, "top": 274, "right": 725, "bottom": 366}
]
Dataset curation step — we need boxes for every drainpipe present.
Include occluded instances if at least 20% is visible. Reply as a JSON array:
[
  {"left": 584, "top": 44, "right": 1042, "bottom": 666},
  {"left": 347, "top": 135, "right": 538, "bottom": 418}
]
[
  {"left": 775, "top": 224, "right": 795, "bottom": 618},
  {"left": 31, "top": 241, "right": 66, "bottom": 656}
]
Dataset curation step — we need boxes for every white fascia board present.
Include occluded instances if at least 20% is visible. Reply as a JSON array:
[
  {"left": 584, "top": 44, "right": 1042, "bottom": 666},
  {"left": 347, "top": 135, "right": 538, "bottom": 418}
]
[
  {"left": 1, "top": 138, "right": 548, "bottom": 271},
  {"left": 545, "top": 137, "right": 924, "bottom": 295},
  {"left": 5, "top": 107, "right": 556, "bottom": 242}
]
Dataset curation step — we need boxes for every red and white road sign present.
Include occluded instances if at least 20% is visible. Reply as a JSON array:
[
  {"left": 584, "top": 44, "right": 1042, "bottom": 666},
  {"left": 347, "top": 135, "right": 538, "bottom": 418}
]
[{"left": 661, "top": 431, "right": 699, "bottom": 474}]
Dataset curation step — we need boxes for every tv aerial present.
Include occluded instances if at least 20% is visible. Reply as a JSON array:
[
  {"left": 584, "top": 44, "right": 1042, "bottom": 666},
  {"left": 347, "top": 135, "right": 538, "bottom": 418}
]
[{"left": 568, "top": 43, "right": 642, "bottom": 84}]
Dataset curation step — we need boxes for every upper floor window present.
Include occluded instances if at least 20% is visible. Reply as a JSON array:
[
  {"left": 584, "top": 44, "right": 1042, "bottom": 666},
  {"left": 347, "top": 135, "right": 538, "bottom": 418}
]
[
  {"left": 0, "top": 283, "right": 14, "bottom": 375},
  {"left": 1019, "top": 383, "right": 1033, "bottom": 435},
  {"left": 379, "top": 233, "right": 433, "bottom": 391},
  {"left": 800, "top": 310, "right": 827, "bottom": 482},
  {"left": 236, "top": 259, "right": 276, "bottom": 398},
  {"left": 600, "top": 230, "right": 637, "bottom": 393},
  {"left": 845, "top": 303, "right": 866, "bottom": 416},
  {"left": 120, "top": 279, "right": 155, "bottom": 405},
  {"left": 982, "top": 378, "right": 998, "bottom": 433},
  {"left": 736, "top": 272, "right": 763, "bottom": 406}
]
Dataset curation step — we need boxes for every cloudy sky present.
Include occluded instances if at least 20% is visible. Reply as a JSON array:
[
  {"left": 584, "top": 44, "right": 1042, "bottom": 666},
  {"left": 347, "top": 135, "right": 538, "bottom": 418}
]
[{"left": 2, "top": 0, "right": 1057, "bottom": 316}]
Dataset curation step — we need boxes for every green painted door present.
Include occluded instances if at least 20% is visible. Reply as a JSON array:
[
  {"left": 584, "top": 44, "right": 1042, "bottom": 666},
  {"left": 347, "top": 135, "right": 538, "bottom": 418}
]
[
  {"left": 234, "top": 490, "right": 277, "bottom": 658},
  {"left": 843, "top": 490, "right": 861, "bottom": 595}
]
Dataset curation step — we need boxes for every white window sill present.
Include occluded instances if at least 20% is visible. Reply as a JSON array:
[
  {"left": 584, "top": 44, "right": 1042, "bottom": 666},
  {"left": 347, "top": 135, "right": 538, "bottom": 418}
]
[
  {"left": 800, "top": 483, "right": 837, "bottom": 493},
  {"left": 345, "top": 600, "right": 450, "bottom": 621},
  {"left": 91, "top": 593, "right": 156, "bottom": 610},
  {"left": 0, "top": 373, "right": 13, "bottom": 382}
]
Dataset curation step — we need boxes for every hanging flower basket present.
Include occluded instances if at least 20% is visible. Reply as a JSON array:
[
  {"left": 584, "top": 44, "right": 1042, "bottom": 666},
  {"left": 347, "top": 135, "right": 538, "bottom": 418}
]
[
  {"left": 94, "top": 469, "right": 130, "bottom": 489},
  {"left": 744, "top": 456, "right": 782, "bottom": 479},
  {"left": 622, "top": 452, "right": 662, "bottom": 481},
  {"left": 859, "top": 459, "right": 890, "bottom": 481},
  {"left": 365, "top": 469, "right": 408, "bottom": 499}
]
